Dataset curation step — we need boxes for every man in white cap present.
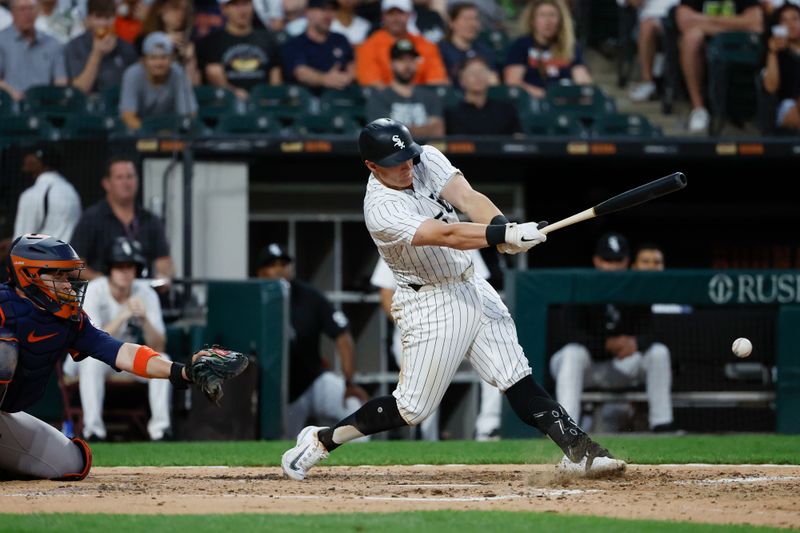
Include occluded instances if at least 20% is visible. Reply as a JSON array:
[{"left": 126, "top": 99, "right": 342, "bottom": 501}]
[
  {"left": 355, "top": 0, "right": 447, "bottom": 87},
  {"left": 119, "top": 31, "right": 197, "bottom": 130}
]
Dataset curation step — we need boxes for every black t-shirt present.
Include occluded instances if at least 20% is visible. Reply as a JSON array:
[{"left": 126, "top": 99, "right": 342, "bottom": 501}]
[
  {"left": 777, "top": 49, "right": 800, "bottom": 101},
  {"left": 549, "top": 303, "right": 655, "bottom": 361},
  {"left": 679, "top": 0, "right": 758, "bottom": 15},
  {"left": 445, "top": 99, "right": 522, "bottom": 135},
  {"left": 287, "top": 279, "right": 349, "bottom": 402},
  {"left": 198, "top": 28, "right": 282, "bottom": 91},
  {"left": 69, "top": 199, "right": 170, "bottom": 277}
]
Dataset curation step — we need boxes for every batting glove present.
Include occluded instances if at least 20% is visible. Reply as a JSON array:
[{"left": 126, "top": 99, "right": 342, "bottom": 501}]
[{"left": 505, "top": 222, "right": 547, "bottom": 250}]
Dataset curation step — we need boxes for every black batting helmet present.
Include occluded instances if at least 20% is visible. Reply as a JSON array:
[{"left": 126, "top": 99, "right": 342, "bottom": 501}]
[
  {"left": 358, "top": 118, "right": 422, "bottom": 167},
  {"left": 107, "top": 236, "right": 146, "bottom": 276}
]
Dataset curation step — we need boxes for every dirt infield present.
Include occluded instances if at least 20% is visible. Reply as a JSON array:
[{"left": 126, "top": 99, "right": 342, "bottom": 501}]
[{"left": 2, "top": 464, "right": 799, "bottom": 528}]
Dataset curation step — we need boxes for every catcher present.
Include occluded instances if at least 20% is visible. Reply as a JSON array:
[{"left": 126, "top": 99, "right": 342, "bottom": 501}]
[{"left": 0, "top": 234, "right": 248, "bottom": 480}]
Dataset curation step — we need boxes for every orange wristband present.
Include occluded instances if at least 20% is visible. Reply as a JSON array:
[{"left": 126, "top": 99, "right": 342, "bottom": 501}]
[{"left": 133, "top": 345, "right": 159, "bottom": 377}]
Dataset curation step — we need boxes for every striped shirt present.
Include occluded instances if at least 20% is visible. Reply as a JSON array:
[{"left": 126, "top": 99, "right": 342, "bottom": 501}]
[{"left": 364, "top": 145, "right": 472, "bottom": 286}]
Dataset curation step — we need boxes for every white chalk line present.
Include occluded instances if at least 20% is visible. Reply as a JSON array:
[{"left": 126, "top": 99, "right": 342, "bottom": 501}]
[{"left": 675, "top": 475, "right": 800, "bottom": 486}]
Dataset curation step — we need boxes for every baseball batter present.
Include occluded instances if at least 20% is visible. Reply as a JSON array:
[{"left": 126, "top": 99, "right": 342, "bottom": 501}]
[
  {"left": 0, "top": 234, "right": 246, "bottom": 480},
  {"left": 282, "top": 118, "right": 626, "bottom": 480}
]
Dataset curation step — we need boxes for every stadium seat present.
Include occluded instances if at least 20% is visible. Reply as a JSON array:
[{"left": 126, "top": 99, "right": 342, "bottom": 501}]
[
  {"left": 99, "top": 85, "right": 121, "bottom": 116},
  {"left": 543, "top": 84, "right": 616, "bottom": 126},
  {"left": 23, "top": 85, "right": 88, "bottom": 126},
  {"left": 248, "top": 84, "right": 313, "bottom": 125},
  {"left": 705, "top": 32, "right": 764, "bottom": 135},
  {"left": 0, "top": 115, "right": 57, "bottom": 144},
  {"left": 420, "top": 85, "right": 463, "bottom": 112},
  {"left": 520, "top": 112, "right": 586, "bottom": 137},
  {"left": 0, "top": 89, "right": 16, "bottom": 116},
  {"left": 194, "top": 85, "right": 239, "bottom": 127},
  {"left": 139, "top": 114, "right": 210, "bottom": 136},
  {"left": 591, "top": 113, "right": 662, "bottom": 138},
  {"left": 487, "top": 84, "right": 538, "bottom": 114},
  {"left": 293, "top": 112, "right": 360, "bottom": 135},
  {"left": 61, "top": 113, "right": 125, "bottom": 139},
  {"left": 319, "top": 85, "right": 368, "bottom": 126},
  {"left": 215, "top": 112, "right": 280, "bottom": 134}
]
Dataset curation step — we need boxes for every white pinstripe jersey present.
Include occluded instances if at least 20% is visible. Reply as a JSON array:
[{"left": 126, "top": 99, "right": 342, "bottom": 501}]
[{"left": 363, "top": 145, "right": 473, "bottom": 286}]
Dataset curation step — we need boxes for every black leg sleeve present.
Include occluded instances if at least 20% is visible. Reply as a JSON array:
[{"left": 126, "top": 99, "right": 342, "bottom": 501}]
[
  {"left": 505, "top": 375, "right": 586, "bottom": 454},
  {"left": 318, "top": 395, "right": 408, "bottom": 452}
]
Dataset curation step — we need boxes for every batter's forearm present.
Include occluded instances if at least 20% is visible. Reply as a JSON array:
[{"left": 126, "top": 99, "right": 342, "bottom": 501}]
[
  {"left": 412, "top": 219, "right": 493, "bottom": 249},
  {"left": 460, "top": 190, "right": 503, "bottom": 225}
]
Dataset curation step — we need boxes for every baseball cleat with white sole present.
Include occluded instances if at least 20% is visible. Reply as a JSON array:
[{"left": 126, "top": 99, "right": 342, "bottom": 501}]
[
  {"left": 555, "top": 435, "right": 626, "bottom": 476},
  {"left": 282, "top": 425, "right": 329, "bottom": 481}
]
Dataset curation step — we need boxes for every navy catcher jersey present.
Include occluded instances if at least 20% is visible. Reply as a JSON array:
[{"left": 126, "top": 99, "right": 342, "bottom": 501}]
[{"left": 0, "top": 283, "right": 124, "bottom": 413}]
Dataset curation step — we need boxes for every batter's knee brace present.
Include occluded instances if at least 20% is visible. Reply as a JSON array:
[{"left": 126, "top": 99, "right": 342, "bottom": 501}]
[
  {"left": 0, "top": 336, "right": 18, "bottom": 406},
  {"left": 55, "top": 438, "right": 93, "bottom": 481}
]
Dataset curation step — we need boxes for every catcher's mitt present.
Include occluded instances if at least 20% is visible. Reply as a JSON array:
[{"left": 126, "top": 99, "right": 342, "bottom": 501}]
[{"left": 186, "top": 345, "right": 249, "bottom": 404}]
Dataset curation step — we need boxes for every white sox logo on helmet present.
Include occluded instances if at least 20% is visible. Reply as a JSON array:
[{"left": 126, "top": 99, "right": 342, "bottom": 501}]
[{"left": 392, "top": 135, "right": 405, "bottom": 149}]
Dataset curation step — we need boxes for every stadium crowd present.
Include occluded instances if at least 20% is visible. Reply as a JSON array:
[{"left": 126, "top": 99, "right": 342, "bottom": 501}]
[{"left": 0, "top": 0, "right": 797, "bottom": 137}]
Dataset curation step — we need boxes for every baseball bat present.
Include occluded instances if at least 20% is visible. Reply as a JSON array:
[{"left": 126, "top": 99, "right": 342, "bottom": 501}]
[{"left": 539, "top": 172, "right": 687, "bottom": 235}]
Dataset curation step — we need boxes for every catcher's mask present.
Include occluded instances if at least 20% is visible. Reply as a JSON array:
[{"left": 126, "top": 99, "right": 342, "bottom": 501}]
[{"left": 6, "top": 234, "right": 87, "bottom": 321}]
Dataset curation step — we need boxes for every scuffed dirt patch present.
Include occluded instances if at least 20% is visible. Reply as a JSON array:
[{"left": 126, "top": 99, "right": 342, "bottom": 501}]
[{"left": 1, "top": 465, "right": 799, "bottom": 529}]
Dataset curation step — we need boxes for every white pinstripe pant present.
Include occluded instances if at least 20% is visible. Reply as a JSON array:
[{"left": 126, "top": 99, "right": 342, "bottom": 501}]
[{"left": 391, "top": 274, "right": 532, "bottom": 425}]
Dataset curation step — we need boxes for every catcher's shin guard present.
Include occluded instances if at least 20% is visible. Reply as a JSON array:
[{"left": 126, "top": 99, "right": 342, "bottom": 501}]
[{"left": 55, "top": 438, "right": 93, "bottom": 481}]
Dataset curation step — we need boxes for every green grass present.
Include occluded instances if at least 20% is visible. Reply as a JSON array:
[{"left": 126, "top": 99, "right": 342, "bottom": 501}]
[
  {"left": 90, "top": 435, "right": 800, "bottom": 467},
  {"left": 3, "top": 512, "right": 795, "bottom": 533}
]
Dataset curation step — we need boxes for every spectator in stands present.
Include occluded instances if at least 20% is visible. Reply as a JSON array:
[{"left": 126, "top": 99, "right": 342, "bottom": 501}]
[
  {"left": 193, "top": 0, "right": 225, "bottom": 38},
  {"left": 763, "top": 3, "right": 800, "bottom": 130},
  {"left": 549, "top": 232, "right": 674, "bottom": 432},
  {"left": 35, "top": 0, "right": 82, "bottom": 43},
  {"left": 118, "top": 31, "right": 198, "bottom": 130},
  {"left": 255, "top": 243, "right": 369, "bottom": 439},
  {"left": 0, "top": 4, "right": 11, "bottom": 30},
  {"left": 281, "top": 0, "right": 355, "bottom": 92},
  {"left": 282, "top": 0, "right": 306, "bottom": 35},
  {"left": 410, "top": 0, "right": 446, "bottom": 42},
  {"left": 70, "top": 155, "right": 174, "bottom": 285},
  {"left": 625, "top": 0, "right": 680, "bottom": 102},
  {"left": 253, "top": 0, "right": 285, "bottom": 31},
  {"left": 366, "top": 37, "right": 445, "bottom": 135},
  {"left": 503, "top": 0, "right": 591, "bottom": 99},
  {"left": 138, "top": 0, "right": 200, "bottom": 85},
  {"left": 0, "top": 0, "right": 67, "bottom": 101},
  {"left": 676, "top": 0, "right": 763, "bottom": 133},
  {"left": 445, "top": 56, "right": 522, "bottom": 134},
  {"left": 114, "top": 0, "right": 147, "bottom": 44},
  {"left": 370, "top": 252, "right": 503, "bottom": 441},
  {"left": 356, "top": 0, "right": 448, "bottom": 87},
  {"left": 332, "top": 0, "right": 371, "bottom": 46},
  {"left": 68, "top": 237, "right": 172, "bottom": 442},
  {"left": 65, "top": 0, "right": 138, "bottom": 94},
  {"left": 14, "top": 145, "right": 81, "bottom": 242},
  {"left": 438, "top": 2, "right": 497, "bottom": 87},
  {"left": 455, "top": 0, "right": 506, "bottom": 31},
  {"left": 631, "top": 242, "right": 665, "bottom": 270},
  {"left": 198, "top": 0, "right": 282, "bottom": 101}
]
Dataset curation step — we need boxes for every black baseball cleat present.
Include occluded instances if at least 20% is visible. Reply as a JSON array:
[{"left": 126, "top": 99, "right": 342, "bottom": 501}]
[{"left": 555, "top": 435, "right": 626, "bottom": 476}]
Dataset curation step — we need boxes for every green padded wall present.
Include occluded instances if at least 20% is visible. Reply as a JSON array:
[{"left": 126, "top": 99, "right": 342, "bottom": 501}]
[{"left": 206, "top": 280, "right": 287, "bottom": 440}]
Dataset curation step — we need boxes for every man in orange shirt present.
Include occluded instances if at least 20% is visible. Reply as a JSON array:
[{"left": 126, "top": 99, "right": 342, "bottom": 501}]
[{"left": 356, "top": 0, "right": 448, "bottom": 87}]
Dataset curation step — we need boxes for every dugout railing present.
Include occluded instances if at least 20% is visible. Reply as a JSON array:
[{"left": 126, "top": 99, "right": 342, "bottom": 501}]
[{"left": 502, "top": 269, "right": 800, "bottom": 436}]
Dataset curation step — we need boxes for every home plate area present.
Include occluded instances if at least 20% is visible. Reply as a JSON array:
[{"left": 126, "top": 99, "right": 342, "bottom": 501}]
[{"left": 1, "top": 464, "right": 798, "bottom": 528}]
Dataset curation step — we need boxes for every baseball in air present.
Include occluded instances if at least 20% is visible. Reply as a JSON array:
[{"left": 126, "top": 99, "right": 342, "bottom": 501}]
[{"left": 732, "top": 337, "right": 752, "bottom": 358}]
